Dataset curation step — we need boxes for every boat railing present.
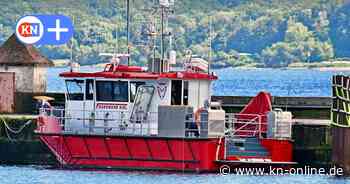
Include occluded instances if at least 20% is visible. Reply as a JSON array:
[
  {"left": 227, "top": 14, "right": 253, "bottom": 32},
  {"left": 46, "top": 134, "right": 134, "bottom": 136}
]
[
  {"left": 38, "top": 108, "right": 210, "bottom": 138},
  {"left": 225, "top": 113, "right": 267, "bottom": 138},
  {"left": 167, "top": 111, "right": 268, "bottom": 139},
  {"left": 38, "top": 109, "right": 270, "bottom": 139},
  {"left": 38, "top": 108, "right": 159, "bottom": 136}
]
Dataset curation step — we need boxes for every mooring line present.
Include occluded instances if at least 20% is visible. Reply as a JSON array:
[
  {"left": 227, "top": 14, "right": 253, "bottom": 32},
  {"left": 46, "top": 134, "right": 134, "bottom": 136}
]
[{"left": 0, "top": 117, "right": 32, "bottom": 141}]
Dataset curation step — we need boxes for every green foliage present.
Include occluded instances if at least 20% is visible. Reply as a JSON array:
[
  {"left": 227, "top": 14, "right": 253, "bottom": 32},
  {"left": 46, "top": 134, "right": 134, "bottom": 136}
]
[
  {"left": 0, "top": 0, "right": 348, "bottom": 67},
  {"left": 261, "top": 19, "right": 334, "bottom": 67},
  {"left": 261, "top": 42, "right": 295, "bottom": 67}
]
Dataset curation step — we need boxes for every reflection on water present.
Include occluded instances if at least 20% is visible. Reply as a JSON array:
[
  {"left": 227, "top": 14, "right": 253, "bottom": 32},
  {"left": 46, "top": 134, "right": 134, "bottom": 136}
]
[
  {"left": 47, "top": 67, "right": 350, "bottom": 97},
  {"left": 0, "top": 165, "right": 348, "bottom": 184}
]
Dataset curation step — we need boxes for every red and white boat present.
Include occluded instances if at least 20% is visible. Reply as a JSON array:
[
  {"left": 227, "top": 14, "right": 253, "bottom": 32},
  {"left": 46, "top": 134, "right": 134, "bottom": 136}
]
[
  {"left": 35, "top": 1, "right": 294, "bottom": 172},
  {"left": 36, "top": 59, "right": 294, "bottom": 172}
]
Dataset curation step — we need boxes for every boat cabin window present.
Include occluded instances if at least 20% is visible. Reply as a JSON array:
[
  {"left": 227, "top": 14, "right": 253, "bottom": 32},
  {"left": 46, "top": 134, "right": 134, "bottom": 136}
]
[
  {"left": 171, "top": 80, "right": 189, "bottom": 105},
  {"left": 66, "top": 80, "right": 84, "bottom": 101},
  {"left": 96, "top": 81, "right": 128, "bottom": 102},
  {"left": 183, "top": 81, "right": 189, "bottom": 105},
  {"left": 171, "top": 80, "right": 182, "bottom": 105},
  {"left": 130, "top": 81, "right": 146, "bottom": 102},
  {"left": 86, "top": 79, "right": 94, "bottom": 100}
]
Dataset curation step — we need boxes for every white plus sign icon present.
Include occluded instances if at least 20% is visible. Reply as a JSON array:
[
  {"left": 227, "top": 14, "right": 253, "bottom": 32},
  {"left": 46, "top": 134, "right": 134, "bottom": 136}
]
[{"left": 47, "top": 19, "right": 69, "bottom": 41}]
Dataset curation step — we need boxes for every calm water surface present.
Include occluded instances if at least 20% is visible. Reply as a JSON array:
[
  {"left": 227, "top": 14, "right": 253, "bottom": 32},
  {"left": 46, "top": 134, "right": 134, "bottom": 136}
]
[
  {"left": 0, "top": 165, "right": 349, "bottom": 184},
  {"left": 47, "top": 67, "right": 350, "bottom": 97}
]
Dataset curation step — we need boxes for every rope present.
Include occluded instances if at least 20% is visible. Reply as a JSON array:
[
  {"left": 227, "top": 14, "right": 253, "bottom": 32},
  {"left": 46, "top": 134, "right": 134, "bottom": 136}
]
[
  {"left": 0, "top": 117, "right": 32, "bottom": 141},
  {"left": 4, "top": 125, "right": 15, "bottom": 142}
]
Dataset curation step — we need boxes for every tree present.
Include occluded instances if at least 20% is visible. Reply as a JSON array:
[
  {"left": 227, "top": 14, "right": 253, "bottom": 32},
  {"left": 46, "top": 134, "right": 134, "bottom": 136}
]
[
  {"left": 285, "top": 19, "right": 313, "bottom": 42},
  {"left": 261, "top": 42, "right": 296, "bottom": 67},
  {"left": 261, "top": 19, "right": 334, "bottom": 67},
  {"left": 330, "top": 3, "right": 350, "bottom": 57}
]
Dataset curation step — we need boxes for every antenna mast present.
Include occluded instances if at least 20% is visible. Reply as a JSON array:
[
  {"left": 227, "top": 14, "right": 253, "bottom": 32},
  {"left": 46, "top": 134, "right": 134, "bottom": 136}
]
[
  {"left": 158, "top": 0, "right": 174, "bottom": 63},
  {"left": 160, "top": 5, "right": 165, "bottom": 62},
  {"left": 126, "top": 0, "right": 131, "bottom": 66},
  {"left": 70, "top": 15, "right": 75, "bottom": 72},
  {"left": 115, "top": 24, "right": 119, "bottom": 54},
  {"left": 208, "top": 15, "right": 212, "bottom": 75}
]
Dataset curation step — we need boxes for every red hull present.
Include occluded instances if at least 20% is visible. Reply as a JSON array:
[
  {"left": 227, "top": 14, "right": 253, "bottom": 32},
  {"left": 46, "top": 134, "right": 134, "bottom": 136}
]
[{"left": 39, "top": 134, "right": 221, "bottom": 172}]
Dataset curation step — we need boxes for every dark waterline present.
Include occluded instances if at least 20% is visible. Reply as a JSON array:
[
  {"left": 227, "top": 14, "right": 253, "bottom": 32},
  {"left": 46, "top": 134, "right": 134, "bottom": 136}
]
[
  {"left": 47, "top": 67, "right": 350, "bottom": 97},
  {"left": 0, "top": 165, "right": 349, "bottom": 184}
]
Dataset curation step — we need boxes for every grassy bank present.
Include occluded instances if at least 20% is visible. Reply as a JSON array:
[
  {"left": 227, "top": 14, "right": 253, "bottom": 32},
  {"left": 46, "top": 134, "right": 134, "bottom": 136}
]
[
  {"left": 52, "top": 59, "right": 70, "bottom": 67},
  {"left": 288, "top": 61, "right": 350, "bottom": 69},
  {"left": 52, "top": 58, "right": 350, "bottom": 70}
]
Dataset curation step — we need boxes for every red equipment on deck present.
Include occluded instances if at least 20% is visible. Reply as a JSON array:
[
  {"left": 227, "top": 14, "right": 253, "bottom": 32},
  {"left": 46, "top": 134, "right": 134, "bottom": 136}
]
[{"left": 235, "top": 92, "right": 272, "bottom": 137}]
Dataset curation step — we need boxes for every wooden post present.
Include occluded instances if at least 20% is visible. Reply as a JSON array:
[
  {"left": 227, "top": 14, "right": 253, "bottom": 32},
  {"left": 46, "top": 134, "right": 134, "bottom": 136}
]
[{"left": 332, "top": 75, "right": 350, "bottom": 175}]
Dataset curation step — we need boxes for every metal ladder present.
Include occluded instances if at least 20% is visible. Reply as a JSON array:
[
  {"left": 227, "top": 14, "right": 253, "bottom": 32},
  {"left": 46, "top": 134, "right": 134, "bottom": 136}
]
[{"left": 225, "top": 137, "right": 270, "bottom": 158}]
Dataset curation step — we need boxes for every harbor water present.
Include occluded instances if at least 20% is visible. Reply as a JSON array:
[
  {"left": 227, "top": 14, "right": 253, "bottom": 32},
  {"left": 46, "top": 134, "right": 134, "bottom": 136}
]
[
  {"left": 0, "top": 165, "right": 349, "bottom": 184},
  {"left": 47, "top": 67, "right": 350, "bottom": 97}
]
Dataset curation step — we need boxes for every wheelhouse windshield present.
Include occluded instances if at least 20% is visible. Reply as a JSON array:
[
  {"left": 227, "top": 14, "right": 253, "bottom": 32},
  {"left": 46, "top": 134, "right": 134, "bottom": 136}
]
[
  {"left": 65, "top": 80, "right": 84, "bottom": 101},
  {"left": 96, "top": 81, "right": 129, "bottom": 102}
]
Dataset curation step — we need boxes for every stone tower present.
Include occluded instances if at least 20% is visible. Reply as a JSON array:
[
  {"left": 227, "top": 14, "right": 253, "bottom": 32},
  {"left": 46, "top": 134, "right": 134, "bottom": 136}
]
[
  {"left": 0, "top": 34, "right": 53, "bottom": 93},
  {"left": 0, "top": 34, "right": 53, "bottom": 113}
]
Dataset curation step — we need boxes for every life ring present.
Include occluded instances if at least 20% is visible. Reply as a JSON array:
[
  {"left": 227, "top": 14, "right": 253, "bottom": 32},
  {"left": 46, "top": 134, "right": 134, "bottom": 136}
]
[
  {"left": 38, "top": 116, "right": 44, "bottom": 125},
  {"left": 194, "top": 107, "right": 205, "bottom": 128},
  {"left": 37, "top": 116, "right": 45, "bottom": 131}
]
